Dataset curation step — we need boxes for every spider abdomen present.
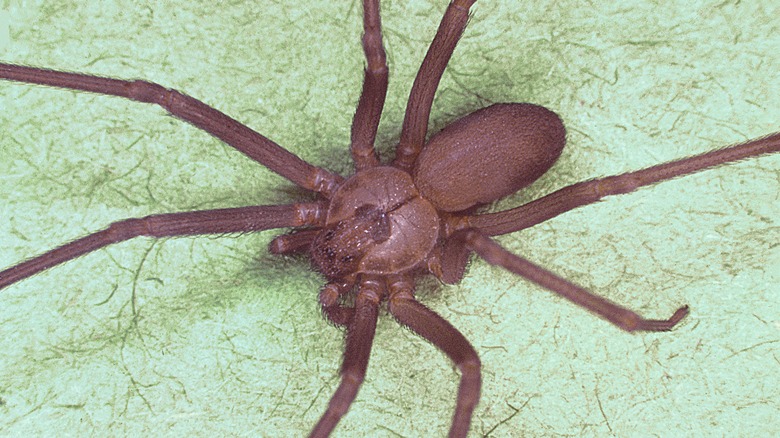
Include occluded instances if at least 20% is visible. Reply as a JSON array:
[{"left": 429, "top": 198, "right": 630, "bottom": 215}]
[
  {"left": 413, "top": 103, "right": 566, "bottom": 212},
  {"left": 310, "top": 167, "right": 439, "bottom": 279}
]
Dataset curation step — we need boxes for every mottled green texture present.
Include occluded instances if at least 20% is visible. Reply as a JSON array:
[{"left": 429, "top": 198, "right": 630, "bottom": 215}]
[{"left": 1, "top": 1, "right": 778, "bottom": 436}]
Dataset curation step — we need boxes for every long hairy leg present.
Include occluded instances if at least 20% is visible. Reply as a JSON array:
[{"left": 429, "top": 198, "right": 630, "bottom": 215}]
[
  {"left": 309, "top": 276, "right": 383, "bottom": 438},
  {"left": 392, "top": 0, "right": 477, "bottom": 171},
  {"left": 387, "top": 274, "right": 481, "bottom": 438},
  {"left": 349, "top": 0, "right": 389, "bottom": 170},
  {"left": 454, "top": 229, "right": 688, "bottom": 331},
  {"left": 469, "top": 133, "right": 780, "bottom": 235},
  {"left": 0, "top": 63, "right": 342, "bottom": 197},
  {"left": 0, "top": 203, "right": 325, "bottom": 290}
]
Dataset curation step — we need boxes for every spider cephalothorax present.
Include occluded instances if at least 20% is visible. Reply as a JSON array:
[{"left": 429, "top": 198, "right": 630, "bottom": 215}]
[
  {"left": 308, "top": 166, "right": 439, "bottom": 280},
  {"left": 1, "top": 1, "right": 778, "bottom": 437}
]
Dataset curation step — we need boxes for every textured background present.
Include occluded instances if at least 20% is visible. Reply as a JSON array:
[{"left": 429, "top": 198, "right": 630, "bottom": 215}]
[{"left": 1, "top": 1, "right": 778, "bottom": 436}]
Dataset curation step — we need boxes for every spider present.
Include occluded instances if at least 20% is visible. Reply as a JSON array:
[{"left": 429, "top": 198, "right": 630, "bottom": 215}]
[{"left": 1, "top": 1, "right": 778, "bottom": 436}]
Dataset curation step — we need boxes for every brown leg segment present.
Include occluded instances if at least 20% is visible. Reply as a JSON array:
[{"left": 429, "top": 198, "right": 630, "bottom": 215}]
[
  {"left": 268, "top": 229, "right": 321, "bottom": 255},
  {"left": 0, "top": 203, "right": 325, "bottom": 290},
  {"left": 0, "top": 63, "right": 342, "bottom": 197},
  {"left": 387, "top": 275, "right": 481, "bottom": 438},
  {"left": 469, "top": 132, "right": 780, "bottom": 236},
  {"left": 349, "top": 0, "right": 388, "bottom": 170},
  {"left": 319, "top": 281, "right": 357, "bottom": 328},
  {"left": 392, "top": 0, "right": 477, "bottom": 171},
  {"left": 310, "top": 276, "right": 383, "bottom": 438},
  {"left": 457, "top": 229, "right": 689, "bottom": 332}
]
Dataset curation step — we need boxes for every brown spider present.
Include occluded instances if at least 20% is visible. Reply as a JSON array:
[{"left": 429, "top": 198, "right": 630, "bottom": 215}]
[{"left": 1, "top": 1, "right": 778, "bottom": 436}]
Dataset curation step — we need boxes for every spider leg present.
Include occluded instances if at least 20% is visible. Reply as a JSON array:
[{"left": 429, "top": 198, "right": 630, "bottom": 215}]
[
  {"left": 426, "top": 236, "right": 471, "bottom": 284},
  {"left": 388, "top": 274, "right": 481, "bottom": 438},
  {"left": 310, "top": 276, "right": 383, "bottom": 438},
  {"left": 319, "top": 281, "right": 357, "bottom": 327},
  {"left": 469, "top": 132, "right": 780, "bottom": 236},
  {"left": 0, "top": 63, "right": 342, "bottom": 197},
  {"left": 456, "top": 229, "right": 689, "bottom": 332},
  {"left": 349, "top": 0, "right": 388, "bottom": 170},
  {"left": 392, "top": 0, "right": 477, "bottom": 171},
  {"left": 268, "top": 228, "right": 321, "bottom": 255},
  {"left": 0, "top": 203, "right": 324, "bottom": 290}
]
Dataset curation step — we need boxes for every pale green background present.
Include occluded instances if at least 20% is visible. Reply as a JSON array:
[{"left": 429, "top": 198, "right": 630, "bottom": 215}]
[{"left": 1, "top": 1, "right": 778, "bottom": 436}]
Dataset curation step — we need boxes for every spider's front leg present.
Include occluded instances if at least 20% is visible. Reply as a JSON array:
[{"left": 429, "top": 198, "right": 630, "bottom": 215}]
[
  {"left": 309, "top": 276, "right": 384, "bottom": 438},
  {"left": 0, "top": 63, "right": 343, "bottom": 197},
  {"left": 0, "top": 203, "right": 325, "bottom": 290}
]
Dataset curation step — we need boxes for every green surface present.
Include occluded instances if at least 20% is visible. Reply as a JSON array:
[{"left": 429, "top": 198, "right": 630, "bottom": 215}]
[{"left": 1, "top": 1, "right": 778, "bottom": 436}]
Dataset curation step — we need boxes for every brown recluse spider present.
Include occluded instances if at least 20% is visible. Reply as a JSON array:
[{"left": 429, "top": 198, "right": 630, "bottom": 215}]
[{"left": 1, "top": 1, "right": 778, "bottom": 436}]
